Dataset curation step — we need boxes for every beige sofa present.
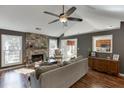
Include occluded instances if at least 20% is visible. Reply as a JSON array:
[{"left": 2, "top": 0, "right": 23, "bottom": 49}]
[{"left": 30, "top": 58, "right": 88, "bottom": 88}]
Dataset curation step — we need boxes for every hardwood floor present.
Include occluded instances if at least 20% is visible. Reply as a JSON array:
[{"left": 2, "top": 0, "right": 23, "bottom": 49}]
[
  {"left": 0, "top": 69, "right": 124, "bottom": 88},
  {"left": 71, "top": 70, "right": 124, "bottom": 88}
]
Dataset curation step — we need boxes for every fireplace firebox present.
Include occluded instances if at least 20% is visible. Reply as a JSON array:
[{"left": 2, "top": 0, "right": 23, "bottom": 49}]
[{"left": 32, "top": 54, "right": 44, "bottom": 62}]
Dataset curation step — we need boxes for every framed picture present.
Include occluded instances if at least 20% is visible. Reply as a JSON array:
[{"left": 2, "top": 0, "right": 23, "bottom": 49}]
[
  {"left": 113, "top": 54, "right": 119, "bottom": 61},
  {"left": 92, "top": 35, "right": 113, "bottom": 53}
]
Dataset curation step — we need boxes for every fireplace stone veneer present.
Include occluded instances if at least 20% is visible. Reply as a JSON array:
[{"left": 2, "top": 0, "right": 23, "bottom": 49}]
[
  {"left": 26, "top": 49, "right": 48, "bottom": 62},
  {"left": 25, "top": 32, "right": 49, "bottom": 63}
]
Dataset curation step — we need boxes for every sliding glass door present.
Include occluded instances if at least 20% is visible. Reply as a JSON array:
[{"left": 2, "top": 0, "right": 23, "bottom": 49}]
[{"left": 1, "top": 34, "right": 22, "bottom": 67}]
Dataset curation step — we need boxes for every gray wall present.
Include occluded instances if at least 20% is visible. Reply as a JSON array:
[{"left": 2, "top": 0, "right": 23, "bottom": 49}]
[{"left": 61, "top": 22, "right": 124, "bottom": 73}]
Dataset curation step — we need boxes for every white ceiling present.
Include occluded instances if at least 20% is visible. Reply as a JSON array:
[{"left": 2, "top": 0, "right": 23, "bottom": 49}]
[{"left": 0, "top": 5, "right": 123, "bottom": 37}]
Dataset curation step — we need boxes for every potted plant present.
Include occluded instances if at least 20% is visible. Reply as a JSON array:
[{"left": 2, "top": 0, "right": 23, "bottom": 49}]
[{"left": 88, "top": 48, "right": 92, "bottom": 56}]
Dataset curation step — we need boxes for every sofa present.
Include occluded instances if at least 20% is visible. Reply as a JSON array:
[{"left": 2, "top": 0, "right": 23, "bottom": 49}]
[{"left": 30, "top": 58, "right": 88, "bottom": 88}]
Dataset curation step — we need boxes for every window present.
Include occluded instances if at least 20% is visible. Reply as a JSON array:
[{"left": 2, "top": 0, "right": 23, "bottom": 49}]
[
  {"left": 49, "top": 39, "right": 58, "bottom": 57},
  {"left": 1, "top": 34, "right": 22, "bottom": 67}
]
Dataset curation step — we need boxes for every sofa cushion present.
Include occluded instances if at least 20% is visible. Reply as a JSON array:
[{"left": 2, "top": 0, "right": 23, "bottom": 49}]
[
  {"left": 39, "top": 61, "right": 57, "bottom": 66},
  {"left": 36, "top": 64, "right": 59, "bottom": 79}
]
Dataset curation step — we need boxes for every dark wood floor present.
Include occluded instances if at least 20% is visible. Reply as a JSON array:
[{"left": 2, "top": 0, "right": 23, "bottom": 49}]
[
  {"left": 71, "top": 70, "right": 124, "bottom": 88},
  {"left": 0, "top": 69, "right": 124, "bottom": 88}
]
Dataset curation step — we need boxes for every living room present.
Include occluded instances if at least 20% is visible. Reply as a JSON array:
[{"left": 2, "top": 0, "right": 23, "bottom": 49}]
[{"left": 0, "top": 4, "right": 124, "bottom": 89}]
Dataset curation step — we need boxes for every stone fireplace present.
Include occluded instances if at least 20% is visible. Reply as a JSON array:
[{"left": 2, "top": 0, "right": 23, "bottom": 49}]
[
  {"left": 26, "top": 49, "right": 48, "bottom": 63},
  {"left": 25, "top": 32, "right": 49, "bottom": 63}
]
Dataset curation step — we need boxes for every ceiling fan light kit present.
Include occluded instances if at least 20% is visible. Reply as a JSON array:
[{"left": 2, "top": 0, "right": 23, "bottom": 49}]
[{"left": 59, "top": 16, "right": 67, "bottom": 23}]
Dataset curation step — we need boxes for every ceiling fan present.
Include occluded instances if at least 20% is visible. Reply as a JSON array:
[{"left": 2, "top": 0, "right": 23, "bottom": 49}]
[{"left": 43, "top": 5, "right": 83, "bottom": 26}]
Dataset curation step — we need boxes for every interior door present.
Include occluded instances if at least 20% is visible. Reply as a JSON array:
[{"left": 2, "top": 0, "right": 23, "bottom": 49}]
[{"left": 1, "top": 34, "right": 22, "bottom": 67}]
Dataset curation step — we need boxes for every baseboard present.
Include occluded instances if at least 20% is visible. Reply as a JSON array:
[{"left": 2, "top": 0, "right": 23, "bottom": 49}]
[
  {"left": 119, "top": 73, "right": 124, "bottom": 77},
  {"left": 0, "top": 65, "right": 25, "bottom": 72}
]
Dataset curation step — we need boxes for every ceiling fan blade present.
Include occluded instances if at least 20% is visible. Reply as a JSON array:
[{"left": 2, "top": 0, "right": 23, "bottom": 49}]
[
  {"left": 44, "top": 11, "right": 59, "bottom": 17},
  {"left": 68, "top": 17, "right": 83, "bottom": 22},
  {"left": 48, "top": 19, "right": 59, "bottom": 24},
  {"left": 65, "top": 7, "right": 76, "bottom": 16}
]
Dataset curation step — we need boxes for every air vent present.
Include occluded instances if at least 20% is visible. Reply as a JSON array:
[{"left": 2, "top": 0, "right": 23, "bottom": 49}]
[{"left": 35, "top": 27, "right": 42, "bottom": 31}]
